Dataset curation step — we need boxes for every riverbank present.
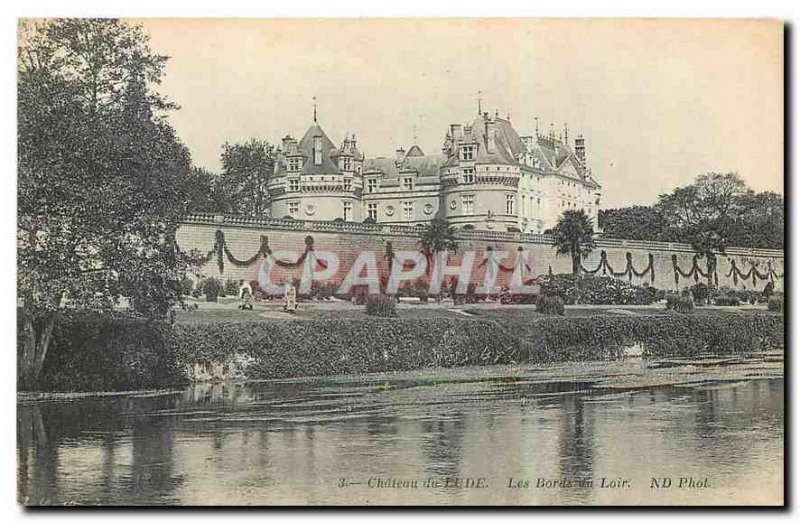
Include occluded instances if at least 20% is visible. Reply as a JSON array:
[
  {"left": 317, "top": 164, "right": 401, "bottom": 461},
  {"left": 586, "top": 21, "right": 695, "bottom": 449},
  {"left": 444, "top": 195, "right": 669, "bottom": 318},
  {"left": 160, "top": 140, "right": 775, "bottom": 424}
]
[{"left": 19, "top": 304, "right": 784, "bottom": 392}]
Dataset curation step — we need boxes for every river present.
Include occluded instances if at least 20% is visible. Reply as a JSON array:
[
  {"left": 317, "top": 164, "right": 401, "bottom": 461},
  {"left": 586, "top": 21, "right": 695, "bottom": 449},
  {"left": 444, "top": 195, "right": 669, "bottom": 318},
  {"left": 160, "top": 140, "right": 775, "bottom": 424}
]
[{"left": 17, "top": 351, "right": 784, "bottom": 506}]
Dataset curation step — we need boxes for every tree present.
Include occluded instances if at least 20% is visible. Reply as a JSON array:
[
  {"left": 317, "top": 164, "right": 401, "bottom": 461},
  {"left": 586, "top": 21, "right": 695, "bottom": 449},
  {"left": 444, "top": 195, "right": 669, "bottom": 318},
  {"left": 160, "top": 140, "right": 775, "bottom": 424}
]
[
  {"left": 184, "top": 166, "right": 230, "bottom": 213},
  {"left": 17, "top": 19, "right": 190, "bottom": 387},
  {"left": 728, "top": 191, "right": 784, "bottom": 249},
  {"left": 418, "top": 219, "right": 458, "bottom": 284},
  {"left": 219, "top": 139, "right": 275, "bottom": 216},
  {"left": 552, "top": 210, "right": 595, "bottom": 275},
  {"left": 598, "top": 205, "right": 667, "bottom": 241},
  {"left": 598, "top": 172, "right": 782, "bottom": 250},
  {"left": 419, "top": 218, "right": 459, "bottom": 260},
  {"left": 656, "top": 172, "right": 750, "bottom": 297}
]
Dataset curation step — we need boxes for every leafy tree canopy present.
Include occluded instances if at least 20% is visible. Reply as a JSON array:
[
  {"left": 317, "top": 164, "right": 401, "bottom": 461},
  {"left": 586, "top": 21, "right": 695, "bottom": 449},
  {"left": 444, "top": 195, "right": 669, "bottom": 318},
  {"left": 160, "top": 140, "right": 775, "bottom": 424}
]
[
  {"left": 219, "top": 139, "right": 275, "bottom": 216},
  {"left": 599, "top": 172, "right": 782, "bottom": 250},
  {"left": 18, "top": 19, "right": 191, "bottom": 386}
]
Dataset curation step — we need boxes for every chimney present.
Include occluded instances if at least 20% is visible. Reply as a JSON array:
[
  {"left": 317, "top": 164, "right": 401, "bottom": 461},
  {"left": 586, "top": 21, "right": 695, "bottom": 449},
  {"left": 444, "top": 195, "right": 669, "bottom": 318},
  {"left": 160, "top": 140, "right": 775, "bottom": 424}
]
[
  {"left": 396, "top": 147, "right": 406, "bottom": 161},
  {"left": 575, "top": 135, "right": 586, "bottom": 164},
  {"left": 350, "top": 133, "right": 357, "bottom": 150},
  {"left": 450, "top": 124, "right": 463, "bottom": 140}
]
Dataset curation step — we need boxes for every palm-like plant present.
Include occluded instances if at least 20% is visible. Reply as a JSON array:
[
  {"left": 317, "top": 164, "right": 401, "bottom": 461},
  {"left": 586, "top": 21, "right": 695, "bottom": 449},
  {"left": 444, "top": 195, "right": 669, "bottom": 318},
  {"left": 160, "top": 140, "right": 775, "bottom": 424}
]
[
  {"left": 552, "top": 210, "right": 595, "bottom": 275},
  {"left": 418, "top": 218, "right": 459, "bottom": 275}
]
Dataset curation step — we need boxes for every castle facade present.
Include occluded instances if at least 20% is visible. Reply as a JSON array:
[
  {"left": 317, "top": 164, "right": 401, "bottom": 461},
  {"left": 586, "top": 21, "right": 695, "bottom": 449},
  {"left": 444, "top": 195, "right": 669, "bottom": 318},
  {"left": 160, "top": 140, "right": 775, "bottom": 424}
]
[{"left": 267, "top": 110, "right": 602, "bottom": 233}]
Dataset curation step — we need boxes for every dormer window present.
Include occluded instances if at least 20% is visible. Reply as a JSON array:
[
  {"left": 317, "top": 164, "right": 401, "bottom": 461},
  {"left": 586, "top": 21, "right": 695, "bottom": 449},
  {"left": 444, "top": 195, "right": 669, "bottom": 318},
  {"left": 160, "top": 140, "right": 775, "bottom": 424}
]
[
  {"left": 313, "top": 136, "right": 323, "bottom": 165},
  {"left": 288, "top": 179, "right": 299, "bottom": 192},
  {"left": 367, "top": 178, "right": 377, "bottom": 193},
  {"left": 288, "top": 157, "right": 300, "bottom": 172},
  {"left": 460, "top": 145, "right": 475, "bottom": 161},
  {"left": 341, "top": 157, "right": 352, "bottom": 171},
  {"left": 403, "top": 177, "right": 414, "bottom": 191},
  {"left": 343, "top": 177, "right": 352, "bottom": 191}
]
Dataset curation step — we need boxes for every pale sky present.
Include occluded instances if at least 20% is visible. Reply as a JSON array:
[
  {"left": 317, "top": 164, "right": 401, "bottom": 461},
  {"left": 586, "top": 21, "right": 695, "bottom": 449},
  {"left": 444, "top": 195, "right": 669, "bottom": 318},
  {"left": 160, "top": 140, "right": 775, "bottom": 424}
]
[{"left": 138, "top": 18, "right": 783, "bottom": 208}]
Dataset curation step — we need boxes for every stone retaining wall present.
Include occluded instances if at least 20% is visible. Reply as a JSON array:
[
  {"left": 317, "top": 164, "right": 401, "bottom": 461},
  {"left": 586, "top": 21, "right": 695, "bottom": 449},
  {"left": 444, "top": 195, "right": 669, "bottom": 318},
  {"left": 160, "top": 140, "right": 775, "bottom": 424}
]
[{"left": 175, "top": 214, "right": 784, "bottom": 292}]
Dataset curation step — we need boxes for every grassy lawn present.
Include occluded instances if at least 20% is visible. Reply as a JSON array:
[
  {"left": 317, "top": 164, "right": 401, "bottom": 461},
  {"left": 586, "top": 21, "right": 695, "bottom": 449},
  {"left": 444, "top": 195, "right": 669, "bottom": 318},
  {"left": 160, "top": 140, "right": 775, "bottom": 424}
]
[{"left": 175, "top": 296, "right": 771, "bottom": 325}]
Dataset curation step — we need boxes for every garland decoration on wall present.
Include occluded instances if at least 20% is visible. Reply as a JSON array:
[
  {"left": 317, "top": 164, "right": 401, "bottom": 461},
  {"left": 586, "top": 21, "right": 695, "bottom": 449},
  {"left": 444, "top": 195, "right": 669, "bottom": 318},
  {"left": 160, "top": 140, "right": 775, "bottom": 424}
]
[
  {"left": 671, "top": 253, "right": 721, "bottom": 287},
  {"left": 192, "top": 230, "right": 328, "bottom": 274},
  {"left": 581, "top": 250, "right": 655, "bottom": 282},
  {"left": 384, "top": 240, "right": 428, "bottom": 274},
  {"left": 725, "top": 259, "right": 781, "bottom": 287},
  {"left": 477, "top": 246, "right": 530, "bottom": 275}
]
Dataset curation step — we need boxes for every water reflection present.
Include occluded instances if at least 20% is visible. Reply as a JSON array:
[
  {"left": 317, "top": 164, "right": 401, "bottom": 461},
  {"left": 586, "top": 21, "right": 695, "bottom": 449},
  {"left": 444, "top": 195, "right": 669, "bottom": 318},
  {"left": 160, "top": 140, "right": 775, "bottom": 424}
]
[{"left": 18, "top": 355, "right": 784, "bottom": 506}]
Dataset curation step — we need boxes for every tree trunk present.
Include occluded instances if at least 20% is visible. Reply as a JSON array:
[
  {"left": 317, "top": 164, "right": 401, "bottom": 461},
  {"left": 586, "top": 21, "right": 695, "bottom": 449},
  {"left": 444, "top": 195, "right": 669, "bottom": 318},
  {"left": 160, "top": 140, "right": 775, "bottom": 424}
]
[
  {"left": 20, "top": 313, "right": 57, "bottom": 389},
  {"left": 572, "top": 253, "right": 580, "bottom": 276}
]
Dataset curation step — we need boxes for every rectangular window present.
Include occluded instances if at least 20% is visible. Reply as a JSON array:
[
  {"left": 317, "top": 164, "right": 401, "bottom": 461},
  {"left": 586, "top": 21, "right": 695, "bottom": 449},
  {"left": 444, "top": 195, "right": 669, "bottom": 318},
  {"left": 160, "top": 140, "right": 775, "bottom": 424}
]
[
  {"left": 462, "top": 194, "right": 474, "bottom": 215},
  {"left": 314, "top": 136, "right": 323, "bottom": 165},
  {"left": 403, "top": 201, "right": 413, "bottom": 221},
  {"left": 460, "top": 146, "right": 475, "bottom": 161},
  {"left": 367, "top": 178, "right": 377, "bottom": 193},
  {"left": 342, "top": 157, "right": 352, "bottom": 171},
  {"left": 343, "top": 177, "right": 352, "bottom": 191},
  {"left": 462, "top": 167, "right": 475, "bottom": 184},
  {"left": 288, "top": 158, "right": 300, "bottom": 171},
  {"left": 343, "top": 201, "right": 352, "bottom": 221},
  {"left": 368, "top": 203, "right": 377, "bottom": 221},
  {"left": 506, "top": 194, "right": 515, "bottom": 214},
  {"left": 403, "top": 177, "right": 414, "bottom": 191},
  {"left": 288, "top": 179, "right": 299, "bottom": 192},
  {"left": 289, "top": 202, "right": 299, "bottom": 217}
]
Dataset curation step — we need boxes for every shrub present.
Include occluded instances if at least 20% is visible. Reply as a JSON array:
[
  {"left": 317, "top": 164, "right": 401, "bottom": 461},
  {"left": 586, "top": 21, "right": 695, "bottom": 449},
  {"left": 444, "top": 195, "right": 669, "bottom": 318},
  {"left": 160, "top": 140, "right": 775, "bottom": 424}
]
[
  {"left": 170, "top": 318, "right": 522, "bottom": 379},
  {"left": 536, "top": 274, "right": 659, "bottom": 305},
  {"left": 768, "top": 296, "right": 783, "bottom": 312},
  {"left": 21, "top": 311, "right": 784, "bottom": 391},
  {"left": 167, "top": 313, "right": 783, "bottom": 380},
  {"left": 309, "top": 281, "right": 336, "bottom": 301},
  {"left": 536, "top": 295, "right": 565, "bottom": 316},
  {"left": 224, "top": 279, "right": 240, "bottom": 297},
  {"left": 689, "top": 282, "right": 710, "bottom": 303},
  {"left": 712, "top": 286, "right": 761, "bottom": 305},
  {"left": 713, "top": 295, "right": 741, "bottom": 306},
  {"left": 179, "top": 276, "right": 194, "bottom": 296},
  {"left": 249, "top": 280, "right": 263, "bottom": 299},
  {"left": 202, "top": 278, "right": 222, "bottom": 302},
  {"left": 666, "top": 293, "right": 694, "bottom": 313},
  {"left": 398, "top": 279, "right": 429, "bottom": 302},
  {"left": 18, "top": 311, "right": 183, "bottom": 392},
  {"left": 365, "top": 294, "right": 397, "bottom": 317}
]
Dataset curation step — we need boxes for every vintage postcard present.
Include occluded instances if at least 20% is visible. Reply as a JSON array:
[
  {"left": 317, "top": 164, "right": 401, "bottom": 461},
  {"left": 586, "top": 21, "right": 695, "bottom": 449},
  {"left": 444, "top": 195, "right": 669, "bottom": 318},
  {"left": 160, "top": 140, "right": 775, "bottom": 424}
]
[{"left": 16, "top": 18, "right": 784, "bottom": 506}]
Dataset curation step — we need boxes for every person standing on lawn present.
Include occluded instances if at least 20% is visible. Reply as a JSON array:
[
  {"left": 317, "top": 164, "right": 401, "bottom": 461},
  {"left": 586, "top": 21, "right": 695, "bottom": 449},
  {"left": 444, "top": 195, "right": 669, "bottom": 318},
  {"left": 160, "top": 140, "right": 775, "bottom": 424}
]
[{"left": 238, "top": 279, "right": 254, "bottom": 310}]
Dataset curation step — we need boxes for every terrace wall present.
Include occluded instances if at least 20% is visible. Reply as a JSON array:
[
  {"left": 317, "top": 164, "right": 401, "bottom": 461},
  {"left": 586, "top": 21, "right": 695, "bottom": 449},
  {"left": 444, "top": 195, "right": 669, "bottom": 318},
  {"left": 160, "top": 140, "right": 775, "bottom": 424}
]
[{"left": 175, "top": 214, "right": 784, "bottom": 293}]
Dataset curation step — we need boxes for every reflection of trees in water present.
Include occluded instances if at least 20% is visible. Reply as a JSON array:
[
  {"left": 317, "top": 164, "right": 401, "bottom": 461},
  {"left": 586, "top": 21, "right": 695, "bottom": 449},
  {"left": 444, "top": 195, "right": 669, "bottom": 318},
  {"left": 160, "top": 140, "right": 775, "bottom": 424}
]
[
  {"left": 557, "top": 394, "right": 595, "bottom": 501},
  {"left": 18, "top": 394, "right": 185, "bottom": 506},
  {"left": 126, "top": 415, "right": 179, "bottom": 504},
  {"left": 688, "top": 379, "right": 783, "bottom": 463},
  {"left": 420, "top": 413, "right": 465, "bottom": 477},
  {"left": 18, "top": 404, "right": 59, "bottom": 505}
]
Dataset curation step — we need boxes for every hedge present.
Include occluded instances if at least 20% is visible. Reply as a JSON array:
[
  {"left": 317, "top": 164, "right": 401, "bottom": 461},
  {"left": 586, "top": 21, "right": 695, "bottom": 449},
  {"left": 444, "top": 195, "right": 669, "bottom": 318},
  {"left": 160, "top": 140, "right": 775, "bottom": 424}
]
[
  {"left": 17, "top": 312, "right": 183, "bottom": 392},
  {"left": 169, "top": 318, "right": 524, "bottom": 379},
  {"left": 19, "top": 311, "right": 784, "bottom": 391}
]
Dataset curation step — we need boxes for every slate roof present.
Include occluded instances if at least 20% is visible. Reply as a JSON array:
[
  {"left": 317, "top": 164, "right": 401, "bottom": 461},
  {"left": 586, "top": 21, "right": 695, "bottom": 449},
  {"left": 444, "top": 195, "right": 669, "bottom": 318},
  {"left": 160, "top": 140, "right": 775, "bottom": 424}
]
[
  {"left": 297, "top": 122, "right": 339, "bottom": 175},
  {"left": 405, "top": 144, "right": 425, "bottom": 157}
]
